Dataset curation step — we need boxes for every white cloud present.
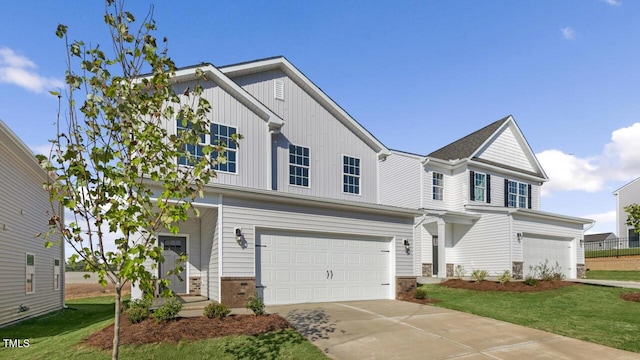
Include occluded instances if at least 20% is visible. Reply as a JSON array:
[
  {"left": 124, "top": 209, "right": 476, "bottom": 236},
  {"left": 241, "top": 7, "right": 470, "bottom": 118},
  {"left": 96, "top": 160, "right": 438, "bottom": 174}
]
[
  {"left": 603, "top": 122, "right": 640, "bottom": 178},
  {"left": 30, "top": 143, "right": 54, "bottom": 156},
  {"left": 537, "top": 150, "right": 602, "bottom": 196},
  {"left": 561, "top": 27, "right": 576, "bottom": 40},
  {"left": 602, "top": 0, "right": 621, "bottom": 6},
  {"left": 0, "top": 47, "right": 64, "bottom": 93},
  {"left": 582, "top": 210, "right": 616, "bottom": 224}
]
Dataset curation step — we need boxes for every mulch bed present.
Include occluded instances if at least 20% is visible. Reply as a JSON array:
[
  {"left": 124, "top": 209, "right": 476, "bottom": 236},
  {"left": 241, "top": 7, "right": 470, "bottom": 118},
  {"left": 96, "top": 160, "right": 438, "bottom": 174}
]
[
  {"left": 440, "top": 279, "right": 576, "bottom": 292},
  {"left": 620, "top": 292, "right": 640, "bottom": 303},
  {"left": 85, "top": 314, "right": 291, "bottom": 350}
]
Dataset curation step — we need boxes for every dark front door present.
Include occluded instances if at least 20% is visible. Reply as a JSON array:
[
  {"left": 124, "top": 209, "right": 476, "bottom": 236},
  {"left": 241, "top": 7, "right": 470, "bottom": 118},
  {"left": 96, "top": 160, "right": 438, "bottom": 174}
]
[
  {"left": 159, "top": 235, "right": 187, "bottom": 294},
  {"left": 432, "top": 236, "right": 439, "bottom": 276}
]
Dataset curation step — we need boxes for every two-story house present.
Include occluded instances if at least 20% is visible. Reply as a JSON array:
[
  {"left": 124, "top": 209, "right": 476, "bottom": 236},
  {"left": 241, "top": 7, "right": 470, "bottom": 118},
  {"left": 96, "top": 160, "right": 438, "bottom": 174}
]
[
  {"left": 614, "top": 178, "right": 640, "bottom": 248},
  {"left": 380, "top": 116, "right": 593, "bottom": 280},
  {"left": 132, "top": 57, "right": 592, "bottom": 307}
]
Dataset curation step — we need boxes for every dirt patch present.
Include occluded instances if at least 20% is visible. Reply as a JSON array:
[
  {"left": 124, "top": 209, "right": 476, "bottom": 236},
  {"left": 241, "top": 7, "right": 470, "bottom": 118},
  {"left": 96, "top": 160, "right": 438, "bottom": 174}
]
[
  {"left": 65, "top": 283, "right": 131, "bottom": 300},
  {"left": 620, "top": 292, "right": 640, "bottom": 303},
  {"left": 440, "top": 279, "right": 576, "bottom": 292},
  {"left": 85, "top": 313, "right": 291, "bottom": 349}
]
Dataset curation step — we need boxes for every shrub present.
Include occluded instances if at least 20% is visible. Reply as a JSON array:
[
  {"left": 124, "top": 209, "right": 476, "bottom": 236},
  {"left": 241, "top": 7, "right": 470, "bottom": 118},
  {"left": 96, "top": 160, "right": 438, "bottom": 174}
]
[
  {"left": 471, "top": 269, "right": 489, "bottom": 283},
  {"left": 414, "top": 287, "right": 429, "bottom": 300},
  {"left": 532, "top": 260, "right": 565, "bottom": 281},
  {"left": 524, "top": 275, "right": 539, "bottom": 286},
  {"left": 204, "top": 302, "right": 231, "bottom": 320},
  {"left": 126, "top": 298, "right": 152, "bottom": 323},
  {"left": 498, "top": 270, "right": 512, "bottom": 285},
  {"left": 454, "top": 264, "right": 465, "bottom": 279},
  {"left": 246, "top": 292, "right": 265, "bottom": 316},
  {"left": 153, "top": 297, "right": 183, "bottom": 323}
]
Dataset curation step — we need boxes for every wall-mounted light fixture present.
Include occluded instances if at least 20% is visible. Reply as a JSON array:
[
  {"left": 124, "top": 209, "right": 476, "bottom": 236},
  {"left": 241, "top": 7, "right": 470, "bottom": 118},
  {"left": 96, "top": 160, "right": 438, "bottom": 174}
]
[
  {"left": 403, "top": 239, "right": 410, "bottom": 253},
  {"left": 516, "top": 232, "right": 523, "bottom": 243},
  {"left": 234, "top": 227, "right": 243, "bottom": 244},
  {"left": 579, "top": 239, "right": 584, "bottom": 248}
]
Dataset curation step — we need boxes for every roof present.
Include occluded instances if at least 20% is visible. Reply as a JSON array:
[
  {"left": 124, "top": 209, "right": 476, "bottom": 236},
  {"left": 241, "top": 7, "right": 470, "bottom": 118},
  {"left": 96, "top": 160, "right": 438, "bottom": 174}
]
[
  {"left": 427, "top": 116, "right": 510, "bottom": 161},
  {"left": 584, "top": 232, "right": 616, "bottom": 242},
  {"left": 613, "top": 177, "right": 640, "bottom": 195}
]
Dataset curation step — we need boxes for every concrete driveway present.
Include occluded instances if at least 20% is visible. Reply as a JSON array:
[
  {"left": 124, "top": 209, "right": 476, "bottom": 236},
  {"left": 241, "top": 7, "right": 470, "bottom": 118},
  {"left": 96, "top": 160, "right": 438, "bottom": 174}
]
[{"left": 267, "top": 300, "right": 640, "bottom": 360}]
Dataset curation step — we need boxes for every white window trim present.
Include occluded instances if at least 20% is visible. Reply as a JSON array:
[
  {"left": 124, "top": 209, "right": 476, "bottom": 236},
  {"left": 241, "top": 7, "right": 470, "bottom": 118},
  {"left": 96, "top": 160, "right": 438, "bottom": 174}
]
[
  {"left": 342, "top": 154, "right": 362, "bottom": 196},
  {"left": 432, "top": 172, "right": 444, "bottom": 201},
  {"left": 26, "top": 253, "right": 35, "bottom": 294},
  {"left": 474, "top": 172, "right": 487, "bottom": 202},
  {"left": 176, "top": 121, "right": 239, "bottom": 175},
  {"left": 54, "top": 258, "right": 61, "bottom": 291},
  {"left": 288, "top": 143, "right": 311, "bottom": 188},
  {"left": 507, "top": 180, "right": 528, "bottom": 209}
]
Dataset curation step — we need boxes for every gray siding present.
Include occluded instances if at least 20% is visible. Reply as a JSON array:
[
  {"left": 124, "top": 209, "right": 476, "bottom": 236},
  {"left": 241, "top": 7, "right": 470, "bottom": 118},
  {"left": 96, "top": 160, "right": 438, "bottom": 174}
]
[
  {"left": 379, "top": 153, "right": 421, "bottom": 208},
  {"left": 200, "top": 208, "right": 216, "bottom": 300},
  {"left": 232, "top": 70, "right": 380, "bottom": 203},
  {"left": 0, "top": 139, "right": 64, "bottom": 327},
  {"left": 220, "top": 196, "right": 415, "bottom": 277}
]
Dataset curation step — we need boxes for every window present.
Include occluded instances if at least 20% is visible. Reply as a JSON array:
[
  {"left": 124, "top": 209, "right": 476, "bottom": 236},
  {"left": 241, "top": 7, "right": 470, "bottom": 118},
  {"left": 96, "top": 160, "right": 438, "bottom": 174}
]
[
  {"left": 176, "top": 120, "right": 205, "bottom": 166},
  {"left": 289, "top": 144, "right": 310, "bottom": 187},
  {"left": 474, "top": 173, "right": 486, "bottom": 202},
  {"left": 26, "top": 254, "right": 35, "bottom": 293},
  {"left": 432, "top": 172, "right": 444, "bottom": 201},
  {"left": 506, "top": 180, "right": 529, "bottom": 209},
  {"left": 343, "top": 156, "right": 360, "bottom": 194},
  {"left": 211, "top": 123, "right": 237, "bottom": 173},
  {"left": 54, "top": 259, "right": 61, "bottom": 290}
]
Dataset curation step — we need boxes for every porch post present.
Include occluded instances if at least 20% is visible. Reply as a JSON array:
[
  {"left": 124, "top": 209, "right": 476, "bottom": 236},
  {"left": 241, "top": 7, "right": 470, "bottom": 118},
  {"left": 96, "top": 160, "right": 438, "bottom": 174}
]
[{"left": 437, "top": 219, "right": 447, "bottom": 278}]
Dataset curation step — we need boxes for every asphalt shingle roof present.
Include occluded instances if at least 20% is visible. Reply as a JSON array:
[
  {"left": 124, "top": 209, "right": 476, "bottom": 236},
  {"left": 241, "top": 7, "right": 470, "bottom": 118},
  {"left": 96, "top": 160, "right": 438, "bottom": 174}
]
[{"left": 584, "top": 233, "right": 616, "bottom": 242}]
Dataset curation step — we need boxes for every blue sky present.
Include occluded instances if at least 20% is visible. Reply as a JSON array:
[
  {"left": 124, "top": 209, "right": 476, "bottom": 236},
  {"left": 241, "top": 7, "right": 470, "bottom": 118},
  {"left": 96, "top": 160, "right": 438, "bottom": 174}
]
[{"left": 1, "top": 0, "right": 639, "bottom": 238}]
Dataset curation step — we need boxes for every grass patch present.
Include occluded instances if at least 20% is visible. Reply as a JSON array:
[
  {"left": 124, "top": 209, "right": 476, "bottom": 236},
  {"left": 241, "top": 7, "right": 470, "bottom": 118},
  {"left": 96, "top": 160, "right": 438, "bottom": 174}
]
[
  {"left": 585, "top": 270, "right": 640, "bottom": 281},
  {"left": 585, "top": 248, "right": 640, "bottom": 258},
  {"left": 423, "top": 283, "right": 640, "bottom": 353},
  {"left": 0, "top": 296, "right": 326, "bottom": 360}
]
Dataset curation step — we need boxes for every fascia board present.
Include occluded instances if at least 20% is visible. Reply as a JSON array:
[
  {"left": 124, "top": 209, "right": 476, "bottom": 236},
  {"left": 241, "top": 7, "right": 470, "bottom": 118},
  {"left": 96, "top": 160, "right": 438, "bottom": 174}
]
[{"left": 467, "top": 159, "right": 548, "bottom": 183}]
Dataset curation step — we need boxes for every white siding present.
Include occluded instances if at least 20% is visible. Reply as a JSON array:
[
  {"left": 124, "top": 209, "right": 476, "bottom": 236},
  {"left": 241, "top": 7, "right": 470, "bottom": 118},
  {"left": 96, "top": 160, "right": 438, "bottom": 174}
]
[
  {"left": 220, "top": 196, "right": 415, "bottom": 277},
  {"left": 379, "top": 153, "right": 421, "bottom": 208},
  {"left": 617, "top": 179, "right": 640, "bottom": 239},
  {"left": 476, "top": 125, "right": 535, "bottom": 173},
  {"left": 232, "top": 70, "right": 379, "bottom": 203},
  {"left": 0, "top": 137, "right": 64, "bottom": 327},
  {"left": 177, "top": 217, "right": 201, "bottom": 278},
  {"left": 200, "top": 208, "right": 217, "bottom": 300},
  {"left": 447, "top": 168, "right": 467, "bottom": 212}
]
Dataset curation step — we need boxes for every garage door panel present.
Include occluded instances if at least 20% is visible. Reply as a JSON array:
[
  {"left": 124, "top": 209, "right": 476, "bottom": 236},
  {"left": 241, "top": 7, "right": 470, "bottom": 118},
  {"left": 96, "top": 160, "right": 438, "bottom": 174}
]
[{"left": 523, "top": 237, "right": 571, "bottom": 278}]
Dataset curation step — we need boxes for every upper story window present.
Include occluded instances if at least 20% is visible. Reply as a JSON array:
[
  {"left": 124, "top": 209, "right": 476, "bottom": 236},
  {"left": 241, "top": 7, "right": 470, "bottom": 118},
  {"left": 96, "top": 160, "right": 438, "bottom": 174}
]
[
  {"left": 343, "top": 156, "right": 360, "bottom": 194},
  {"left": 177, "top": 120, "right": 205, "bottom": 166},
  {"left": 432, "top": 172, "right": 444, "bottom": 201},
  {"left": 211, "top": 123, "right": 237, "bottom": 173},
  {"left": 506, "top": 179, "right": 531, "bottom": 209},
  {"left": 289, "top": 144, "right": 310, "bottom": 187},
  {"left": 469, "top": 171, "right": 491, "bottom": 203}
]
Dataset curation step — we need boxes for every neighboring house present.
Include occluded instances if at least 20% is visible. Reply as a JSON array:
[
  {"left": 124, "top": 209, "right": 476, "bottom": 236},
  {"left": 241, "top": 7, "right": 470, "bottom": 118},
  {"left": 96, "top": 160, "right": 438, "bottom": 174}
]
[
  {"left": 584, "top": 232, "right": 619, "bottom": 250},
  {"left": 379, "top": 116, "right": 593, "bottom": 280},
  {"left": 132, "top": 57, "right": 591, "bottom": 307},
  {"left": 614, "top": 178, "right": 640, "bottom": 248},
  {"left": 0, "top": 119, "right": 64, "bottom": 327}
]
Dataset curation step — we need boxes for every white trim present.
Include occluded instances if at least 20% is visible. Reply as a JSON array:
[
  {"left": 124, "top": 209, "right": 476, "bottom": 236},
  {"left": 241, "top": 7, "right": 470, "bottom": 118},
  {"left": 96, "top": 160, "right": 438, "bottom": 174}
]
[
  {"left": 157, "top": 233, "right": 190, "bottom": 295},
  {"left": 432, "top": 171, "right": 444, "bottom": 202},
  {"left": 218, "top": 194, "right": 224, "bottom": 298},
  {"left": 288, "top": 142, "right": 311, "bottom": 188},
  {"left": 53, "top": 258, "right": 61, "bottom": 291},
  {"left": 389, "top": 238, "right": 396, "bottom": 300},
  {"left": 472, "top": 171, "right": 487, "bottom": 203},
  {"left": 26, "top": 253, "right": 35, "bottom": 294},
  {"left": 341, "top": 154, "right": 362, "bottom": 196}
]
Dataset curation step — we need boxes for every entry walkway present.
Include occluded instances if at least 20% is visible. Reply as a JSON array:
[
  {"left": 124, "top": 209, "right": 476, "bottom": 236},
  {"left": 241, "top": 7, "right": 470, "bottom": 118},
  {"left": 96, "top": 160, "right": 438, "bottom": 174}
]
[
  {"left": 570, "top": 279, "right": 640, "bottom": 289},
  {"left": 268, "top": 300, "right": 640, "bottom": 360}
]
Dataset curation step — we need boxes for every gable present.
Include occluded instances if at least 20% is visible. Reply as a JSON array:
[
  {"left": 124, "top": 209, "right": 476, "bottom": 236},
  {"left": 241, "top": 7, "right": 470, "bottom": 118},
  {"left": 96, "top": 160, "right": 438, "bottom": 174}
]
[{"left": 475, "top": 124, "right": 536, "bottom": 173}]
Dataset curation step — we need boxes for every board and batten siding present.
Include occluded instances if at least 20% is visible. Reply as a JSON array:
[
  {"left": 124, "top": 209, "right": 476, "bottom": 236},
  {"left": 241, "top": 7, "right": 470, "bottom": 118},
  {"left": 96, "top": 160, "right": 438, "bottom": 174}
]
[
  {"left": 513, "top": 216, "right": 584, "bottom": 266},
  {"left": 169, "top": 79, "right": 270, "bottom": 190},
  {"left": 174, "top": 217, "right": 201, "bottom": 279},
  {"left": 475, "top": 124, "right": 536, "bottom": 173},
  {"left": 220, "top": 196, "right": 415, "bottom": 277},
  {"left": 199, "top": 208, "right": 217, "bottom": 300},
  {"left": 0, "top": 137, "right": 64, "bottom": 327},
  {"left": 379, "top": 153, "right": 422, "bottom": 209},
  {"left": 231, "top": 70, "right": 379, "bottom": 203}
]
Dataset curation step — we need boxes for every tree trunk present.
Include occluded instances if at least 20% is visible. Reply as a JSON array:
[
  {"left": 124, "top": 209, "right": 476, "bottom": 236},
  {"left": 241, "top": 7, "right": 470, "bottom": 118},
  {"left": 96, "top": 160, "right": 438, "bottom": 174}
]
[{"left": 112, "top": 283, "right": 121, "bottom": 360}]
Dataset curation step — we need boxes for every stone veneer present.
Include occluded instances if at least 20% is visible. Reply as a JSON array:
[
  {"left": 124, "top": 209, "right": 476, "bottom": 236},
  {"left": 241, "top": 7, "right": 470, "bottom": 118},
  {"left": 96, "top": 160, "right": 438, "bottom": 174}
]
[
  {"left": 446, "top": 263, "right": 454, "bottom": 278},
  {"left": 421, "top": 263, "right": 433, "bottom": 277},
  {"left": 576, "top": 264, "right": 586, "bottom": 278},
  {"left": 396, "top": 276, "right": 417, "bottom": 300},
  {"left": 189, "top": 277, "right": 201, "bottom": 296},
  {"left": 512, "top": 261, "right": 524, "bottom": 280},
  {"left": 220, "top": 277, "right": 256, "bottom": 308}
]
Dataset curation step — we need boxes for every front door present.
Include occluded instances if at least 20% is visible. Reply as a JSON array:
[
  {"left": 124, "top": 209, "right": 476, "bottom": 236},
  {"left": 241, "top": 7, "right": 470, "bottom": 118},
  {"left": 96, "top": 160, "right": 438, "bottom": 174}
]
[
  {"left": 432, "top": 236, "right": 439, "bottom": 276},
  {"left": 159, "top": 235, "right": 187, "bottom": 294}
]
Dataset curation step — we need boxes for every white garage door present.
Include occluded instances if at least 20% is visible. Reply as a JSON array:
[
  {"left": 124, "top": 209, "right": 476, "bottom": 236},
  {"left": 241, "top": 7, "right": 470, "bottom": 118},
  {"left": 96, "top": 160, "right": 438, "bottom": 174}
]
[
  {"left": 256, "top": 231, "right": 391, "bottom": 305},
  {"left": 523, "top": 236, "right": 572, "bottom": 278}
]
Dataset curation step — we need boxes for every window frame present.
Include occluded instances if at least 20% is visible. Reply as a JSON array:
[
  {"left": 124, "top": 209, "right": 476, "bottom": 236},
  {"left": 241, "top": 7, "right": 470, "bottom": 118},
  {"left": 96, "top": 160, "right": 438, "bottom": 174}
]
[
  {"left": 342, "top": 155, "right": 361, "bottom": 195},
  {"left": 507, "top": 180, "right": 528, "bottom": 209},
  {"left": 26, "top": 253, "right": 35, "bottom": 294},
  {"left": 288, "top": 143, "right": 310, "bottom": 188},
  {"left": 210, "top": 123, "right": 238, "bottom": 174},
  {"left": 474, "top": 172, "right": 487, "bottom": 202},
  {"left": 176, "top": 120, "right": 239, "bottom": 174},
  {"left": 54, "top": 258, "right": 61, "bottom": 291},
  {"left": 432, "top": 172, "right": 444, "bottom": 201}
]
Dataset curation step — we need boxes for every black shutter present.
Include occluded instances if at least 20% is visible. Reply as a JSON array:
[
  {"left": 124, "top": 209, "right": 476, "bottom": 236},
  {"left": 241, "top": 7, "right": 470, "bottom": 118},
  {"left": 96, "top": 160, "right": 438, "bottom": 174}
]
[
  {"left": 486, "top": 174, "right": 491, "bottom": 203},
  {"left": 528, "top": 184, "right": 532, "bottom": 209},
  {"left": 469, "top": 171, "right": 475, "bottom": 201},
  {"left": 504, "top": 179, "right": 509, "bottom": 207}
]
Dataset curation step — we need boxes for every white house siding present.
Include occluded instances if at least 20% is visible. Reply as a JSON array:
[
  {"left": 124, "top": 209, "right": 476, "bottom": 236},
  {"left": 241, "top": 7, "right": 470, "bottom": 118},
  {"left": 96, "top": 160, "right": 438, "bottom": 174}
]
[
  {"left": 422, "top": 165, "right": 450, "bottom": 211},
  {"left": 231, "top": 70, "right": 379, "bottom": 203},
  {"left": 200, "top": 208, "right": 217, "bottom": 300},
  {"left": 475, "top": 124, "right": 536, "bottom": 173},
  {"left": 379, "top": 153, "right": 421, "bottom": 209},
  {"left": 446, "top": 213, "right": 512, "bottom": 275},
  {"left": 616, "top": 179, "right": 640, "bottom": 239},
  {"left": 220, "top": 195, "right": 415, "bottom": 277},
  {"left": 447, "top": 168, "right": 467, "bottom": 212},
  {"left": 0, "top": 132, "right": 64, "bottom": 327},
  {"left": 174, "top": 217, "right": 201, "bottom": 279},
  {"left": 170, "top": 79, "right": 270, "bottom": 190}
]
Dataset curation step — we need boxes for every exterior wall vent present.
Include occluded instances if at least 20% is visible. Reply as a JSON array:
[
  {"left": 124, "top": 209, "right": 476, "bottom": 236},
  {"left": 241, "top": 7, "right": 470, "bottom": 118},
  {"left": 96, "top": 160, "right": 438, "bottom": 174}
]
[{"left": 274, "top": 79, "right": 284, "bottom": 100}]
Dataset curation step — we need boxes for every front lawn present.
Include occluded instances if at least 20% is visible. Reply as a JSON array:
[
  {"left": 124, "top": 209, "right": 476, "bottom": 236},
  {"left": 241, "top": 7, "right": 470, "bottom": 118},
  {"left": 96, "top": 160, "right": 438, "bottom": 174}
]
[
  {"left": 0, "top": 296, "right": 326, "bottom": 360},
  {"left": 585, "top": 270, "right": 640, "bottom": 281},
  {"left": 422, "top": 282, "right": 640, "bottom": 353}
]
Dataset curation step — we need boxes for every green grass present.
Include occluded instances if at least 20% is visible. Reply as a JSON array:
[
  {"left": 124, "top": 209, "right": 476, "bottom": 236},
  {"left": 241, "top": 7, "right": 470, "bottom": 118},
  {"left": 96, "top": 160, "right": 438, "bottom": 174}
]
[
  {"left": 585, "top": 270, "right": 640, "bottom": 281},
  {"left": 0, "top": 296, "right": 327, "bottom": 360},
  {"left": 585, "top": 247, "right": 640, "bottom": 258},
  {"left": 422, "top": 283, "right": 640, "bottom": 353}
]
